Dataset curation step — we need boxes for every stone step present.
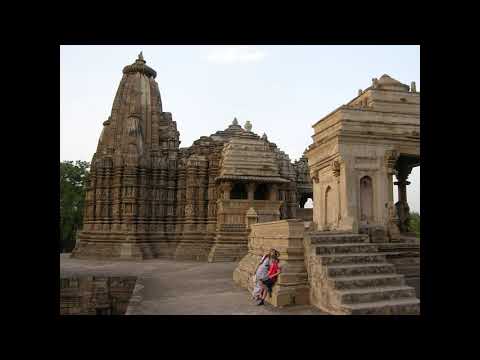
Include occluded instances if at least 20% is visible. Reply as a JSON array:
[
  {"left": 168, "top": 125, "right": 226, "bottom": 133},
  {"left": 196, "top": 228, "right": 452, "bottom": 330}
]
[
  {"left": 329, "top": 273, "right": 405, "bottom": 290},
  {"left": 315, "top": 243, "right": 379, "bottom": 255},
  {"left": 335, "top": 285, "right": 416, "bottom": 304},
  {"left": 310, "top": 233, "right": 369, "bottom": 244},
  {"left": 327, "top": 263, "right": 396, "bottom": 277},
  {"left": 319, "top": 253, "right": 387, "bottom": 265},
  {"left": 341, "top": 297, "right": 420, "bottom": 315}
]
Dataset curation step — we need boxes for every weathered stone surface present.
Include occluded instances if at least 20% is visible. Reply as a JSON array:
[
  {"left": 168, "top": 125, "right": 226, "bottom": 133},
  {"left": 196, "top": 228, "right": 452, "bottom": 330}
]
[
  {"left": 72, "top": 54, "right": 312, "bottom": 261},
  {"left": 305, "top": 74, "right": 420, "bottom": 242},
  {"left": 304, "top": 231, "right": 419, "bottom": 315},
  {"left": 60, "top": 254, "right": 326, "bottom": 315},
  {"left": 233, "top": 219, "right": 310, "bottom": 307},
  {"left": 60, "top": 276, "right": 137, "bottom": 315}
]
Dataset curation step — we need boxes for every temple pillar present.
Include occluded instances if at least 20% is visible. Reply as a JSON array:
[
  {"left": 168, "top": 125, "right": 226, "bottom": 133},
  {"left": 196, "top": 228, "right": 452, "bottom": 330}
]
[
  {"left": 331, "top": 159, "right": 341, "bottom": 227},
  {"left": 384, "top": 150, "right": 400, "bottom": 240},
  {"left": 394, "top": 159, "right": 413, "bottom": 233},
  {"left": 337, "top": 157, "right": 357, "bottom": 233},
  {"left": 269, "top": 184, "right": 278, "bottom": 201},
  {"left": 247, "top": 182, "right": 256, "bottom": 200},
  {"left": 222, "top": 181, "right": 232, "bottom": 200}
]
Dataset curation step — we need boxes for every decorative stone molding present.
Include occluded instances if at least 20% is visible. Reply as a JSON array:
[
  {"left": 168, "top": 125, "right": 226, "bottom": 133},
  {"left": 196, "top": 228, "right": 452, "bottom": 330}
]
[
  {"left": 73, "top": 54, "right": 314, "bottom": 262},
  {"left": 384, "top": 149, "right": 399, "bottom": 175},
  {"left": 331, "top": 159, "right": 341, "bottom": 177}
]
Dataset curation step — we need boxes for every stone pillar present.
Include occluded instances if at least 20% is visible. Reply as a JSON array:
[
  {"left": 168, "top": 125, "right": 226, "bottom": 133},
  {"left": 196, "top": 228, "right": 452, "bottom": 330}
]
[
  {"left": 337, "top": 158, "right": 357, "bottom": 233},
  {"left": 269, "top": 184, "right": 278, "bottom": 201},
  {"left": 247, "top": 182, "right": 256, "bottom": 200},
  {"left": 395, "top": 176, "right": 410, "bottom": 205},
  {"left": 245, "top": 207, "right": 258, "bottom": 229},
  {"left": 310, "top": 172, "right": 320, "bottom": 230},
  {"left": 222, "top": 181, "right": 232, "bottom": 200},
  {"left": 384, "top": 150, "right": 400, "bottom": 240},
  {"left": 206, "top": 158, "right": 218, "bottom": 233},
  {"left": 394, "top": 159, "right": 413, "bottom": 233},
  {"left": 331, "top": 159, "right": 341, "bottom": 227}
]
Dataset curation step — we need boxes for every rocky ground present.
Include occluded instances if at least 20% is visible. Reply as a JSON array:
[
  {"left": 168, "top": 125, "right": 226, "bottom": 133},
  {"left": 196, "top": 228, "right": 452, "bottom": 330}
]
[{"left": 60, "top": 254, "right": 326, "bottom": 315}]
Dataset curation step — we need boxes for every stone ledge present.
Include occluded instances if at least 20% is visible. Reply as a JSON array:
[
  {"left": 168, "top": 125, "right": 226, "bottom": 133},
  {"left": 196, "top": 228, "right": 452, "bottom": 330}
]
[{"left": 233, "top": 219, "right": 309, "bottom": 307}]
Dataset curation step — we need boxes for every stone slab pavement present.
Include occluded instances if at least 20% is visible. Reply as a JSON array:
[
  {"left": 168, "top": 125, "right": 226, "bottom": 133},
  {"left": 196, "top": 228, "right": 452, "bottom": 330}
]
[{"left": 60, "top": 254, "right": 326, "bottom": 315}]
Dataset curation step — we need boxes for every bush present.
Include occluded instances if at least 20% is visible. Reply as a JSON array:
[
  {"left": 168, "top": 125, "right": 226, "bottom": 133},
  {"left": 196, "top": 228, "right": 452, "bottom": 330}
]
[{"left": 408, "top": 211, "right": 420, "bottom": 238}]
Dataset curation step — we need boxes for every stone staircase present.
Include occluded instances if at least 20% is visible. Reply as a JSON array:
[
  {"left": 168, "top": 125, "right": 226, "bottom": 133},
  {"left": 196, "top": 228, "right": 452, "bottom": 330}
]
[
  {"left": 306, "top": 232, "right": 419, "bottom": 315},
  {"left": 208, "top": 225, "right": 249, "bottom": 262}
]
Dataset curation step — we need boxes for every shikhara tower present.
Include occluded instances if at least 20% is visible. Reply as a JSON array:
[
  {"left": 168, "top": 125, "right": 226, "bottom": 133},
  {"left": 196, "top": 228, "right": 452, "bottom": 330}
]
[{"left": 72, "top": 54, "right": 312, "bottom": 260}]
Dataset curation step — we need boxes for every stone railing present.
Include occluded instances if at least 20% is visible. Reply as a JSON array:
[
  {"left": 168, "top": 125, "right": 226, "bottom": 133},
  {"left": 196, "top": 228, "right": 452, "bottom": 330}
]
[{"left": 233, "top": 219, "right": 309, "bottom": 307}]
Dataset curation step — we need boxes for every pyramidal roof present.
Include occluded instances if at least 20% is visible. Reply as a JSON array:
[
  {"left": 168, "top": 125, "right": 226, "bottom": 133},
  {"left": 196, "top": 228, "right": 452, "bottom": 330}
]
[
  {"left": 217, "top": 136, "right": 289, "bottom": 183},
  {"left": 209, "top": 118, "right": 259, "bottom": 141}
]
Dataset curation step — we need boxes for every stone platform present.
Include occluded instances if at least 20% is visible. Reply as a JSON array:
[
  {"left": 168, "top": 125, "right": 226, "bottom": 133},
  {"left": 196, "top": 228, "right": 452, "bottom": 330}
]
[{"left": 60, "top": 254, "right": 325, "bottom": 315}]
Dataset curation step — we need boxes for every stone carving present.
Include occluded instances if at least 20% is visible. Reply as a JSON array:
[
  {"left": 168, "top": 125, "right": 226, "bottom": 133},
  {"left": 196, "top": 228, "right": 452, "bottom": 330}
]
[
  {"left": 384, "top": 149, "right": 399, "bottom": 175},
  {"left": 306, "top": 74, "right": 419, "bottom": 239},
  {"left": 411, "top": 81, "right": 416, "bottom": 92},
  {"left": 331, "top": 159, "right": 341, "bottom": 177},
  {"left": 72, "top": 54, "right": 312, "bottom": 261}
]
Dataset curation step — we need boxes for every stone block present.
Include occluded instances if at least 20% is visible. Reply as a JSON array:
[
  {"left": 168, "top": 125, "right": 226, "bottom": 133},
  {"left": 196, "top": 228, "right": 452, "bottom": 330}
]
[{"left": 233, "top": 219, "right": 310, "bottom": 307}]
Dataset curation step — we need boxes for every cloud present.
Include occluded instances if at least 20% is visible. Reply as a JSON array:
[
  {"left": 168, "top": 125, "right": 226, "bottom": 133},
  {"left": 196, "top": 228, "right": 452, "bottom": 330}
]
[{"left": 206, "top": 46, "right": 266, "bottom": 64}]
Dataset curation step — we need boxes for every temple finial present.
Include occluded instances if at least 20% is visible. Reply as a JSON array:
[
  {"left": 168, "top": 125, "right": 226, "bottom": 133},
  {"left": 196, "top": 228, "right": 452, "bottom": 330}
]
[
  {"left": 232, "top": 117, "right": 238, "bottom": 126},
  {"left": 136, "top": 51, "right": 146, "bottom": 64},
  {"left": 244, "top": 120, "right": 252, "bottom": 132}
]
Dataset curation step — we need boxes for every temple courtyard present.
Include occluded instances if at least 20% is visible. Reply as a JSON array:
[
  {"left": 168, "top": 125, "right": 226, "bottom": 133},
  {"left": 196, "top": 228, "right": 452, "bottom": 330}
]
[{"left": 60, "top": 254, "right": 325, "bottom": 315}]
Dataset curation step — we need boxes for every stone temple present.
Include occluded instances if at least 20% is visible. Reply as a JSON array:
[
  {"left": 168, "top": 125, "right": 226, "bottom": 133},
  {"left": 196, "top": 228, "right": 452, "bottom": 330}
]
[
  {"left": 71, "top": 53, "right": 420, "bottom": 314},
  {"left": 233, "top": 74, "right": 420, "bottom": 314},
  {"left": 72, "top": 53, "right": 312, "bottom": 262}
]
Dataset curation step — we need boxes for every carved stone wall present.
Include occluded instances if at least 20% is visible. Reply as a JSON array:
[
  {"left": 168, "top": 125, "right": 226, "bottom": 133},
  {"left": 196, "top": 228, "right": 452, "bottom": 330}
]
[
  {"left": 72, "top": 55, "right": 312, "bottom": 261},
  {"left": 306, "top": 74, "right": 419, "bottom": 240}
]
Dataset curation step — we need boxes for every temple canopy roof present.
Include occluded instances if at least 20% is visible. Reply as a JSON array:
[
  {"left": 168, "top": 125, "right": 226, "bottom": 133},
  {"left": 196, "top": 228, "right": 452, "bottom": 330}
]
[{"left": 217, "top": 136, "right": 289, "bottom": 184}]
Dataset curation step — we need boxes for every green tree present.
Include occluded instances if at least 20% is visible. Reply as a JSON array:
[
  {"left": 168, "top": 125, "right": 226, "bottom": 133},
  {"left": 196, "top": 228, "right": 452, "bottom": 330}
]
[
  {"left": 60, "top": 160, "right": 90, "bottom": 252},
  {"left": 408, "top": 211, "right": 420, "bottom": 238}
]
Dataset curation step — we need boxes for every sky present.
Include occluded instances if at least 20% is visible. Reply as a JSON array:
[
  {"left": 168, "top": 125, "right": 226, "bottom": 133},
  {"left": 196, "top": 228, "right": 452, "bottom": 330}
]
[{"left": 60, "top": 45, "right": 420, "bottom": 212}]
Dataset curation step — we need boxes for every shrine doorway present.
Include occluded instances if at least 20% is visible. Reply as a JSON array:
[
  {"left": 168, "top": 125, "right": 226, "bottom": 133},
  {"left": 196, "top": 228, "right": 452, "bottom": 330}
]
[{"left": 360, "top": 176, "right": 373, "bottom": 224}]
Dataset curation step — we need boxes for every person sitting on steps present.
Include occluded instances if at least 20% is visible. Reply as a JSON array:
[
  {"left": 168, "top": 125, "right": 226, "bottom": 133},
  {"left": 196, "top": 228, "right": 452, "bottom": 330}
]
[
  {"left": 258, "top": 250, "right": 281, "bottom": 305},
  {"left": 252, "top": 249, "right": 276, "bottom": 305}
]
